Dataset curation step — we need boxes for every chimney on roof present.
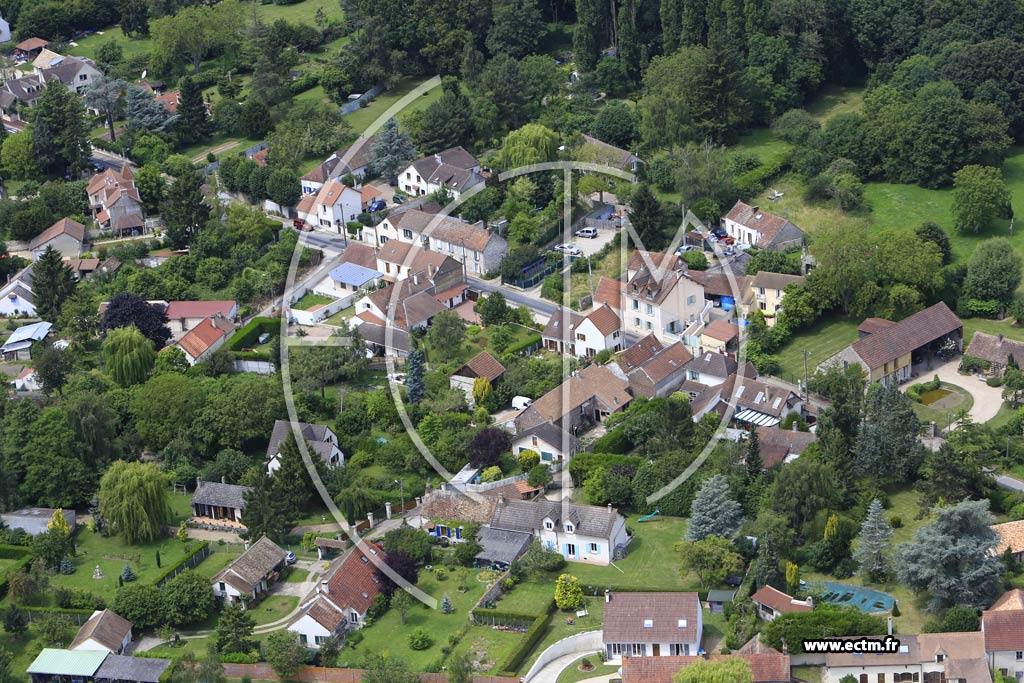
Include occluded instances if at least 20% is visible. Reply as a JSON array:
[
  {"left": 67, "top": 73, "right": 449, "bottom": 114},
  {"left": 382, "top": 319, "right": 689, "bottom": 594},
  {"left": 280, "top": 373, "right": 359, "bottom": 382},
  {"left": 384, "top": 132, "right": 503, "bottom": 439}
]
[
  {"left": 605, "top": 589, "right": 611, "bottom": 603},
  {"left": 792, "top": 421, "right": 798, "bottom": 432},
  {"left": 221, "top": 475, "right": 226, "bottom": 484},
  {"left": 751, "top": 206, "right": 759, "bottom": 214},
  {"left": 413, "top": 273, "right": 419, "bottom": 286},
  {"left": 195, "top": 476, "right": 201, "bottom": 488},
  {"left": 607, "top": 503, "right": 612, "bottom": 514},
  {"left": 434, "top": 154, "right": 442, "bottom": 164},
  {"left": 999, "top": 333, "right": 1005, "bottom": 343},
  {"left": 887, "top": 616, "right": 893, "bottom": 635}
]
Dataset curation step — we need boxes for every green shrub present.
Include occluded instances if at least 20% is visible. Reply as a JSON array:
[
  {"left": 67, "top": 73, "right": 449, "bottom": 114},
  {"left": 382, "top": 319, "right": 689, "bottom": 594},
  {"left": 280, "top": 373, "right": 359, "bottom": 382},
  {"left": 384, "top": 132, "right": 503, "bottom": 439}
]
[
  {"left": 889, "top": 516, "right": 903, "bottom": 529},
  {"left": 959, "top": 354, "right": 992, "bottom": 374},
  {"left": 408, "top": 628, "right": 433, "bottom": 650},
  {"left": 987, "top": 376, "right": 1005, "bottom": 387}
]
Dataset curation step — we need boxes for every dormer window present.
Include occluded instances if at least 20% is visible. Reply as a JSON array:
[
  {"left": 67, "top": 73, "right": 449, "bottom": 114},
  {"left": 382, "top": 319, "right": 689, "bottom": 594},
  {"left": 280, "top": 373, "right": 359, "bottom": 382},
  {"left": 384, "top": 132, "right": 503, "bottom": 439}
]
[
  {"left": 677, "top": 619, "right": 687, "bottom": 628},
  {"left": 544, "top": 520, "right": 554, "bottom": 530},
  {"left": 643, "top": 619, "right": 653, "bottom": 628},
  {"left": 936, "top": 654, "right": 945, "bottom": 662},
  {"left": 565, "top": 524, "right": 574, "bottom": 533}
]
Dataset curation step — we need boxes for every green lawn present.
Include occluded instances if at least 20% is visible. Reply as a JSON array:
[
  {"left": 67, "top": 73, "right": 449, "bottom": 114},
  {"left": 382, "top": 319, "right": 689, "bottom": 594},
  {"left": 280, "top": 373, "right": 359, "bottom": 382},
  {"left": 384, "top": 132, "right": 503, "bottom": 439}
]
[
  {"left": 293, "top": 85, "right": 332, "bottom": 107},
  {"left": 68, "top": 27, "right": 153, "bottom": 60},
  {"left": 293, "top": 292, "right": 336, "bottom": 310},
  {"left": 792, "top": 666, "right": 823, "bottom": 683},
  {"left": 283, "top": 567, "right": 309, "bottom": 583},
  {"left": 773, "top": 316, "right": 860, "bottom": 385},
  {"left": 805, "top": 85, "right": 865, "bottom": 122},
  {"left": 194, "top": 551, "right": 241, "bottom": 580},
  {"left": 249, "top": 595, "right": 299, "bottom": 625},
  {"left": 423, "top": 324, "right": 540, "bottom": 366},
  {"left": 343, "top": 78, "right": 442, "bottom": 136},
  {"left": 562, "top": 515, "right": 693, "bottom": 591},
  {"left": 345, "top": 569, "right": 498, "bottom": 672},
  {"left": 963, "top": 317, "right": 1024, "bottom": 344},
  {"left": 555, "top": 655, "right": 618, "bottom": 683},
  {"left": 323, "top": 305, "right": 355, "bottom": 326},
  {"left": 254, "top": 0, "right": 344, "bottom": 23}
]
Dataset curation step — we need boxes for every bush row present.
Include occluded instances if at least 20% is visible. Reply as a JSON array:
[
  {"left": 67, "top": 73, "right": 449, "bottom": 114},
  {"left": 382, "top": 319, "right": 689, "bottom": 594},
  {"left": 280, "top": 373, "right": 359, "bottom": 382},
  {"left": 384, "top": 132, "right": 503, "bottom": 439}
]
[
  {"left": 906, "top": 375, "right": 941, "bottom": 403},
  {"left": 152, "top": 541, "right": 210, "bottom": 587},
  {"left": 0, "top": 544, "right": 32, "bottom": 560},
  {"left": 734, "top": 152, "right": 793, "bottom": 198},
  {"left": 493, "top": 599, "right": 557, "bottom": 676},
  {"left": 0, "top": 552, "right": 33, "bottom": 600},
  {"left": 228, "top": 317, "right": 279, "bottom": 351}
]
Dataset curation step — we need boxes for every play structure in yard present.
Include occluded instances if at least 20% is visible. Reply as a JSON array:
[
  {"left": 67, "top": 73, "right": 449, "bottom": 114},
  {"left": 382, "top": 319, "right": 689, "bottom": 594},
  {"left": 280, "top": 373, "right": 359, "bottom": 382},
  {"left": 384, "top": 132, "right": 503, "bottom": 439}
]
[{"left": 637, "top": 510, "right": 660, "bottom": 522}]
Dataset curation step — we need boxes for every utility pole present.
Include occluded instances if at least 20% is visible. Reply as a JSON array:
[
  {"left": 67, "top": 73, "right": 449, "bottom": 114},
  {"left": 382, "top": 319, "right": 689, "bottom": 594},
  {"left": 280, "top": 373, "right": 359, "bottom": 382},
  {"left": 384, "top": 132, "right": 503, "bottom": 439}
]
[
  {"left": 394, "top": 478, "right": 405, "bottom": 514},
  {"left": 803, "top": 350, "right": 812, "bottom": 401}
]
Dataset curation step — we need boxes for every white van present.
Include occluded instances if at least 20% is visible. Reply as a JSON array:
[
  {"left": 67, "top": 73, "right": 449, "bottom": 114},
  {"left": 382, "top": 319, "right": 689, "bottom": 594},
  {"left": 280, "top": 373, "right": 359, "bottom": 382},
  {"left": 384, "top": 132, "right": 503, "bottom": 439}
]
[
  {"left": 512, "top": 396, "right": 533, "bottom": 410},
  {"left": 574, "top": 227, "right": 598, "bottom": 238}
]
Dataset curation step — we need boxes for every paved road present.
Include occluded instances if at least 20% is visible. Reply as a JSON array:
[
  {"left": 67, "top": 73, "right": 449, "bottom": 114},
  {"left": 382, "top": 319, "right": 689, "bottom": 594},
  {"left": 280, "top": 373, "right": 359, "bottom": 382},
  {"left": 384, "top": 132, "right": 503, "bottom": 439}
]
[
  {"left": 933, "top": 358, "right": 1003, "bottom": 424},
  {"left": 996, "top": 474, "right": 1024, "bottom": 492},
  {"left": 469, "top": 276, "right": 558, "bottom": 316}
]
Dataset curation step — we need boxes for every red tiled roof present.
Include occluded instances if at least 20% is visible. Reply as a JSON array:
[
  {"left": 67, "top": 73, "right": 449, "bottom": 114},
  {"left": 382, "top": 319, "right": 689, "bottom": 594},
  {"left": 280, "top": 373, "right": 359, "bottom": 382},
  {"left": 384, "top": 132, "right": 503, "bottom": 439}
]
[
  {"left": 634, "top": 341, "right": 692, "bottom": 384},
  {"left": 454, "top": 351, "right": 505, "bottom": 382},
  {"left": 617, "top": 334, "right": 663, "bottom": 371},
  {"left": 594, "top": 276, "right": 624, "bottom": 309},
  {"left": 16, "top": 38, "right": 48, "bottom": 51},
  {"left": 30, "top": 218, "right": 85, "bottom": 250},
  {"left": 602, "top": 592, "right": 700, "bottom": 644},
  {"left": 301, "top": 598, "right": 345, "bottom": 632},
  {"left": 584, "top": 303, "right": 620, "bottom": 336},
  {"left": 154, "top": 91, "right": 179, "bottom": 113},
  {"left": 725, "top": 201, "right": 801, "bottom": 247},
  {"left": 323, "top": 543, "right": 387, "bottom": 615},
  {"left": 984, "top": 603, "right": 1024, "bottom": 651},
  {"left": 755, "top": 426, "right": 817, "bottom": 468},
  {"left": 621, "top": 653, "right": 790, "bottom": 683},
  {"left": 751, "top": 585, "right": 812, "bottom": 613},
  {"left": 296, "top": 194, "right": 316, "bottom": 214},
  {"left": 175, "top": 317, "right": 231, "bottom": 359},
  {"left": 850, "top": 302, "right": 962, "bottom": 370},
  {"left": 702, "top": 319, "right": 738, "bottom": 343},
  {"left": 990, "top": 589, "right": 1024, "bottom": 612},
  {"left": 857, "top": 317, "right": 895, "bottom": 335},
  {"left": 165, "top": 300, "right": 236, "bottom": 320},
  {"left": 360, "top": 185, "right": 381, "bottom": 202}
]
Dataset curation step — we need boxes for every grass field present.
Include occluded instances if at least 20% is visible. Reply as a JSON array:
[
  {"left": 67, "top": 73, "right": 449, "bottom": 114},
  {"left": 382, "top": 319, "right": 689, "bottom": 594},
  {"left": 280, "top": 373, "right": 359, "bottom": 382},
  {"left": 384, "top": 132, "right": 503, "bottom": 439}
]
[
  {"left": 344, "top": 78, "right": 444, "bottom": 135},
  {"left": 293, "top": 292, "right": 336, "bottom": 310},
  {"left": 422, "top": 323, "right": 540, "bottom": 366},
  {"left": 68, "top": 27, "right": 153, "bottom": 61},
  {"left": 773, "top": 316, "right": 860, "bottom": 385},
  {"left": 249, "top": 595, "right": 299, "bottom": 625}
]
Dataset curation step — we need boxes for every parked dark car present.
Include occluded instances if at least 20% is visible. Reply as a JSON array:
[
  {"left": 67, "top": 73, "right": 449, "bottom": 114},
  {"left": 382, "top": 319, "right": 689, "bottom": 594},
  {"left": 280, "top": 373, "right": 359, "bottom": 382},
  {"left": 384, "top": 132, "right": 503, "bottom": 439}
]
[
  {"left": 392, "top": 195, "right": 406, "bottom": 204},
  {"left": 367, "top": 199, "right": 387, "bottom": 212}
]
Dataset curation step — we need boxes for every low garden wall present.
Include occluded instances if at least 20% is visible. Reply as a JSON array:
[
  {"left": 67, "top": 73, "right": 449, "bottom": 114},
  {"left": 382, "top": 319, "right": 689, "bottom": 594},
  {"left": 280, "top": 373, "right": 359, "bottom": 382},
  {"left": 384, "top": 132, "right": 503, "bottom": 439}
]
[{"left": 522, "top": 630, "right": 603, "bottom": 683}]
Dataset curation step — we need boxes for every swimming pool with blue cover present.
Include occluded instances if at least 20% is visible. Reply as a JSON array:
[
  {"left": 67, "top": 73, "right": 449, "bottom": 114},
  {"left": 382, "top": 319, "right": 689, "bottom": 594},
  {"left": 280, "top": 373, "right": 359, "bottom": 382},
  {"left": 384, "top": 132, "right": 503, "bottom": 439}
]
[{"left": 815, "top": 581, "right": 894, "bottom": 613}]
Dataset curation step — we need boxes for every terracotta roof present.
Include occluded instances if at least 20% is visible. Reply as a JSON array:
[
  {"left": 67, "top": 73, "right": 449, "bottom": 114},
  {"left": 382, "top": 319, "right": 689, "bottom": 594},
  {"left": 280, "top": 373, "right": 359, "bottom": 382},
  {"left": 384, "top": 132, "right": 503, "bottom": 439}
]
[
  {"left": 366, "top": 284, "right": 445, "bottom": 331},
  {"left": 30, "top": 218, "right": 85, "bottom": 250},
  {"left": 594, "top": 276, "right": 624, "bottom": 309},
  {"left": 751, "top": 585, "right": 812, "bottom": 614},
  {"left": 513, "top": 421, "right": 579, "bottom": 453},
  {"left": 314, "top": 181, "right": 354, "bottom": 208},
  {"left": 340, "top": 243, "right": 377, "bottom": 269},
  {"left": 602, "top": 591, "right": 700, "bottom": 644},
  {"left": 16, "top": 38, "right": 48, "bottom": 51},
  {"left": 621, "top": 653, "right": 791, "bottom": 683},
  {"left": 251, "top": 148, "right": 269, "bottom": 167},
  {"left": 617, "top": 334, "right": 663, "bottom": 372},
  {"left": 632, "top": 341, "right": 693, "bottom": 384},
  {"left": 296, "top": 194, "right": 316, "bottom": 214},
  {"left": 625, "top": 259, "right": 703, "bottom": 306},
  {"left": 749, "top": 271, "right": 804, "bottom": 292},
  {"left": 702, "top": 319, "right": 739, "bottom": 343},
  {"left": 967, "top": 331, "right": 1024, "bottom": 367},
  {"left": 375, "top": 240, "right": 413, "bottom": 266},
  {"left": 433, "top": 283, "right": 468, "bottom": 303},
  {"left": 755, "top": 426, "right": 817, "bottom": 468},
  {"left": 453, "top": 351, "right": 505, "bottom": 382},
  {"left": 993, "top": 520, "right": 1024, "bottom": 556},
  {"left": 858, "top": 317, "right": 896, "bottom": 335},
  {"left": 212, "top": 536, "right": 286, "bottom": 595},
  {"left": 298, "top": 597, "right": 345, "bottom": 632},
  {"left": 983, "top": 608, "right": 1024, "bottom": 651},
  {"left": 850, "top": 302, "right": 962, "bottom": 370},
  {"left": 154, "top": 91, "right": 179, "bottom": 113},
  {"left": 69, "top": 610, "right": 131, "bottom": 652},
  {"left": 175, "top": 317, "right": 233, "bottom": 359},
  {"left": 322, "top": 543, "right": 388, "bottom": 615},
  {"left": 990, "top": 589, "right": 1024, "bottom": 612},
  {"left": 628, "top": 250, "right": 680, "bottom": 274},
  {"left": 165, "top": 300, "right": 236, "bottom": 320},
  {"left": 360, "top": 185, "right": 381, "bottom": 202},
  {"left": 724, "top": 201, "right": 802, "bottom": 248},
  {"left": 683, "top": 350, "right": 739, "bottom": 379},
  {"left": 526, "top": 364, "right": 631, "bottom": 423},
  {"left": 584, "top": 303, "right": 620, "bottom": 336}
]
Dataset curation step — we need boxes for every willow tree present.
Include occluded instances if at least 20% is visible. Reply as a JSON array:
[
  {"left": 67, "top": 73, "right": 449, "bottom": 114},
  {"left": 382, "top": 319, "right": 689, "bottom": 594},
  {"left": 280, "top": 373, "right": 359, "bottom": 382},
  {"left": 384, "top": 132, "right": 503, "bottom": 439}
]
[
  {"left": 102, "top": 326, "right": 156, "bottom": 386},
  {"left": 99, "top": 461, "right": 172, "bottom": 544}
]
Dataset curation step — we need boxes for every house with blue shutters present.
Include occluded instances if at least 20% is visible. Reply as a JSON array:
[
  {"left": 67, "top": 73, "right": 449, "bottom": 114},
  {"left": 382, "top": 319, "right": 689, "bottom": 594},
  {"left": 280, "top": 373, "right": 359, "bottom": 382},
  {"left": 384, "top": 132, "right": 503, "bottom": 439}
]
[{"left": 489, "top": 498, "right": 630, "bottom": 566}]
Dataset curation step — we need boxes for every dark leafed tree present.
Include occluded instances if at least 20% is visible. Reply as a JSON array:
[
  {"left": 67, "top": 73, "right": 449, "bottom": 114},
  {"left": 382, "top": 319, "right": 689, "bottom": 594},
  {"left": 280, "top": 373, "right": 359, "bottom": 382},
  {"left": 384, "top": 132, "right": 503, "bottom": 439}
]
[
  {"left": 32, "top": 81, "right": 91, "bottom": 179},
  {"left": 33, "top": 246, "right": 77, "bottom": 322},
  {"left": 240, "top": 469, "right": 295, "bottom": 543},
  {"left": 33, "top": 344, "right": 73, "bottom": 396},
  {"left": 405, "top": 348, "right": 425, "bottom": 404},
  {"left": 627, "top": 184, "right": 664, "bottom": 249},
  {"left": 410, "top": 81, "right": 474, "bottom": 156},
  {"left": 176, "top": 76, "right": 212, "bottom": 144},
  {"left": 467, "top": 427, "right": 511, "bottom": 468},
  {"left": 162, "top": 170, "right": 210, "bottom": 249},
  {"left": 369, "top": 118, "right": 417, "bottom": 183},
  {"left": 118, "top": 0, "right": 150, "bottom": 37},
  {"left": 377, "top": 550, "right": 419, "bottom": 596},
  {"left": 573, "top": 0, "right": 603, "bottom": 71},
  {"left": 102, "top": 293, "right": 172, "bottom": 348},
  {"left": 271, "top": 432, "right": 313, "bottom": 518},
  {"left": 487, "top": 0, "right": 545, "bottom": 59},
  {"left": 84, "top": 78, "right": 127, "bottom": 143}
]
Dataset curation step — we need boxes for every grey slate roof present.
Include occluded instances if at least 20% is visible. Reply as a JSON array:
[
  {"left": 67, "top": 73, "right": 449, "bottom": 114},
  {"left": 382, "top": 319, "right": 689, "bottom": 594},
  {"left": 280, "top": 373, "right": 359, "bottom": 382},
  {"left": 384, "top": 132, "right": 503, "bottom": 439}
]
[
  {"left": 212, "top": 536, "right": 286, "bottom": 594},
  {"left": 94, "top": 654, "right": 171, "bottom": 683},
  {"left": 357, "top": 322, "right": 411, "bottom": 353},
  {"left": 192, "top": 480, "right": 252, "bottom": 510},
  {"left": 475, "top": 527, "right": 532, "bottom": 565},
  {"left": 513, "top": 421, "right": 579, "bottom": 452},
  {"left": 265, "top": 420, "right": 331, "bottom": 458},
  {"left": 490, "top": 498, "right": 621, "bottom": 538},
  {"left": 682, "top": 350, "right": 737, "bottom": 379}
]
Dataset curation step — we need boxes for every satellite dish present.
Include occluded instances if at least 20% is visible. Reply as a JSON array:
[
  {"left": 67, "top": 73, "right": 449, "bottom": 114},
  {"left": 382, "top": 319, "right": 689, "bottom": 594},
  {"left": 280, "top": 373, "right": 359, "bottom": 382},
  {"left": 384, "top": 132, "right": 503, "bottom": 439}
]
[{"left": 140, "top": 69, "right": 147, "bottom": 81}]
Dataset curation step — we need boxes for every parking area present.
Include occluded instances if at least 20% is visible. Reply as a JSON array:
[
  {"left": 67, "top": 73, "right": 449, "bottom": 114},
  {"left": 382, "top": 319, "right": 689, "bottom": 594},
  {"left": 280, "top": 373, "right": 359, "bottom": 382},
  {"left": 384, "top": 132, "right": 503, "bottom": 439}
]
[{"left": 568, "top": 225, "right": 619, "bottom": 257}]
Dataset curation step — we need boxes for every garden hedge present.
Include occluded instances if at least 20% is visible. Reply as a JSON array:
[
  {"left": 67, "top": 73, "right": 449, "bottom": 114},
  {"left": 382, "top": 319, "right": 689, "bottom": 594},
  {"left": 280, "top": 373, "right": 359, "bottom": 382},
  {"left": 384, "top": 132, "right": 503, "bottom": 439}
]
[
  {"left": 228, "top": 317, "right": 279, "bottom": 352},
  {"left": 492, "top": 599, "right": 557, "bottom": 676},
  {"left": 152, "top": 541, "right": 210, "bottom": 587}
]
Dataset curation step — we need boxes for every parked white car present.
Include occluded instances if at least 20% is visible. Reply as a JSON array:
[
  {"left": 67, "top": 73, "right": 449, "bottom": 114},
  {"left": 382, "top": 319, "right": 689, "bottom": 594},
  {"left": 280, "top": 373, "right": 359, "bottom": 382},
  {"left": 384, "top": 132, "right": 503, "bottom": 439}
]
[
  {"left": 574, "top": 227, "right": 598, "bottom": 238},
  {"left": 553, "top": 244, "right": 582, "bottom": 256}
]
